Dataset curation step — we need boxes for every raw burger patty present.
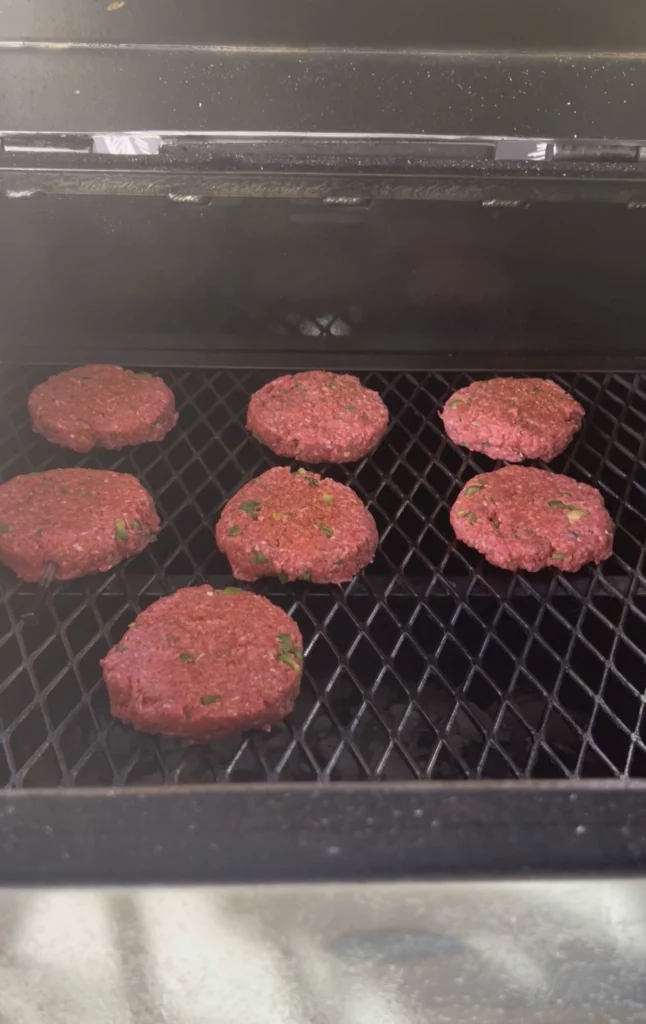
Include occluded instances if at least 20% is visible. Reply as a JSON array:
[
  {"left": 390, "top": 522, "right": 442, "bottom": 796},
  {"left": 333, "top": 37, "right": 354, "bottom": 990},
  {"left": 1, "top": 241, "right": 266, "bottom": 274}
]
[
  {"left": 28, "top": 364, "right": 178, "bottom": 452},
  {"left": 247, "top": 370, "right": 389, "bottom": 462},
  {"left": 0, "top": 468, "right": 159, "bottom": 581},
  {"left": 101, "top": 586, "right": 303, "bottom": 741},
  {"left": 215, "top": 466, "right": 378, "bottom": 583},
  {"left": 450, "top": 465, "right": 613, "bottom": 572},
  {"left": 440, "top": 377, "right": 584, "bottom": 462}
]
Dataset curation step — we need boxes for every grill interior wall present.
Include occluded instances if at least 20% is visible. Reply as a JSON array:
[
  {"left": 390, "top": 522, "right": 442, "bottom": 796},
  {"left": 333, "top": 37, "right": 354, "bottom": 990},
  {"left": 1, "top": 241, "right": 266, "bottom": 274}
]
[{"left": 3, "top": 196, "right": 646, "bottom": 358}]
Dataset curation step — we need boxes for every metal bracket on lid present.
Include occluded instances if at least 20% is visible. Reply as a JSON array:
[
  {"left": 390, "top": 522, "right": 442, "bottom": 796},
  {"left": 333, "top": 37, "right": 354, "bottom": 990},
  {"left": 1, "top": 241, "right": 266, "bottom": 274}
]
[
  {"left": 553, "top": 141, "right": 641, "bottom": 162},
  {"left": 1, "top": 134, "right": 94, "bottom": 154}
]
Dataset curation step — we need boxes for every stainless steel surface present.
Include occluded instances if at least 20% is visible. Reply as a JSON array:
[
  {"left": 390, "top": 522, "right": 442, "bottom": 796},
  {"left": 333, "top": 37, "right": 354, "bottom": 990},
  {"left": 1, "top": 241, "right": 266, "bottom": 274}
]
[{"left": 1, "top": 878, "right": 645, "bottom": 1022}]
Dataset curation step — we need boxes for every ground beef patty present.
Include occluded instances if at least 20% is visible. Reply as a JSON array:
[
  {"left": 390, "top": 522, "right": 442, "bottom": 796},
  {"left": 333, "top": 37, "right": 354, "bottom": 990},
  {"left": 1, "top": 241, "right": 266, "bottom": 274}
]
[
  {"left": 450, "top": 465, "right": 613, "bottom": 572},
  {"left": 247, "top": 371, "right": 389, "bottom": 462},
  {"left": 0, "top": 468, "right": 159, "bottom": 581},
  {"left": 440, "top": 377, "right": 584, "bottom": 462},
  {"left": 28, "top": 364, "right": 178, "bottom": 452},
  {"left": 101, "top": 586, "right": 303, "bottom": 741},
  {"left": 216, "top": 466, "right": 378, "bottom": 583}
]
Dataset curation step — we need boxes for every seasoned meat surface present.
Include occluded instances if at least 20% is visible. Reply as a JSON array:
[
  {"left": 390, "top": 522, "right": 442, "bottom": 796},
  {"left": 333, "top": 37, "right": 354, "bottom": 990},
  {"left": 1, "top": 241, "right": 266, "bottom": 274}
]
[
  {"left": 247, "top": 371, "right": 388, "bottom": 462},
  {"left": 0, "top": 468, "right": 159, "bottom": 581},
  {"left": 440, "top": 377, "right": 584, "bottom": 462},
  {"left": 216, "top": 466, "right": 378, "bottom": 583},
  {"left": 451, "top": 465, "right": 613, "bottom": 572},
  {"left": 102, "top": 586, "right": 303, "bottom": 741},
  {"left": 29, "top": 364, "right": 177, "bottom": 452}
]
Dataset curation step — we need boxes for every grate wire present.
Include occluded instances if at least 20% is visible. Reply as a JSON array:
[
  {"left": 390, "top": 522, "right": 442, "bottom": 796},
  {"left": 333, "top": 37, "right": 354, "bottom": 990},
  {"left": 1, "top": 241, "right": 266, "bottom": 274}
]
[{"left": 0, "top": 365, "right": 645, "bottom": 786}]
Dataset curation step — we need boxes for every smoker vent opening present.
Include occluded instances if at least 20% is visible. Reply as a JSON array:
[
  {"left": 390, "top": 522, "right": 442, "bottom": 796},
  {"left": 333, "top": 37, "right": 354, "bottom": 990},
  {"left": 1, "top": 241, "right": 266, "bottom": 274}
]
[{"left": 0, "top": 365, "right": 644, "bottom": 787}]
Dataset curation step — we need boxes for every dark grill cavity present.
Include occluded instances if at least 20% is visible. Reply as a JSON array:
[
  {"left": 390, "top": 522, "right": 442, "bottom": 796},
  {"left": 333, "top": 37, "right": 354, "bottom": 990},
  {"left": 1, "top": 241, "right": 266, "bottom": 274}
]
[{"left": 0, "top": 365, "right": 645, "bottom": 787}]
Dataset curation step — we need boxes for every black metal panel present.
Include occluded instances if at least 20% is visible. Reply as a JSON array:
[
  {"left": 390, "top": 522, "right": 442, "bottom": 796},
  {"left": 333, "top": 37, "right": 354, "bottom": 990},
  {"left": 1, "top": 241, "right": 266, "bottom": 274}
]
[
  {"left": 0, "top": 365, "right": 645, "bottom": 788},
  {"left": 3, "top": 48, "right": 646, "bottom": 138},
  {"left": 2, "top": 782, "right": 646, "bottom": 886}
]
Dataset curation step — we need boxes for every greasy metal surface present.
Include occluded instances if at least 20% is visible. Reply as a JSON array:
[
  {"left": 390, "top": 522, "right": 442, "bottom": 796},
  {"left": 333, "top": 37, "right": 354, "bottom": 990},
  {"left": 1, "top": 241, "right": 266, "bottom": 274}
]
[
  {"left": 0, "top": 366, "right": 644, "bottom": 788},
  {"left": 3, "top": 48, "right": 646, "bottom": 138},
  {"left": 1, "top": 879, "right": 646, "bottom": 1023}
]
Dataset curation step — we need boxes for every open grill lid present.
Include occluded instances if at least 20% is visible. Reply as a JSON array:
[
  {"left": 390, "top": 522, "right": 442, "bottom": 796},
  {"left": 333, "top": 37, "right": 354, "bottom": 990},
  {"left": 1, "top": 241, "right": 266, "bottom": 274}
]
[{"left": 2, "top": 0, "right": 646, "bottom": 206}]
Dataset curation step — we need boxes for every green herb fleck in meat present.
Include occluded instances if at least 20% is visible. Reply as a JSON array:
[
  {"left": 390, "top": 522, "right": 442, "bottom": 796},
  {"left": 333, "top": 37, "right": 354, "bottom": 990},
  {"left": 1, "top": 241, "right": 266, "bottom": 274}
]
[
  {"left": 272, "top": 512, "right": 291, "bottom": 521},
  {"left": 116, "top": 644, "right": 126, "bottom": 653},
  {"left": 239, "top": 499, "right": 261, "bottom": 519},
  {"left": 115, "top": 517, "right": 129, "bottom": 541},
  {"left": 318, "top": 523, "right": 334, "bottom": 538},
  {"left": 300, "top": 570, "right": 312, "bottom": 581},
  {"left": 179, "top": 652, "right": 195, "bottom": 663},
  {"left": 567, "top": 508, "right": 588, "bottom": 524},
  {"left": 201, "top": 694, "right": 221, "bottom": 706},
  {"left": 552, "top": 553, "right": 566, "bottom": 562},
  {"left": 250, "top": 550, "right": 269, "bottom": 565},
  {"left": 448, "top": 399, "right": 461, "bottom": 408},
  {"left": 58, "top": 488, "right": 70, "bottom": 495},
  {"left": 327, "top": 380, "right": 337, "bottom": 389},
  {"left": 228, "top": 524, "right": 241, "bottom": 537},
  {"left": 165, "top": 634, "right": 179, "bottom": 645},
  {"left": 136, "top": 371, "right": 153, "bottom": 378},
  {"left": 481, "top": 441, "right": 491, "bottom": 448},
  {"left": 133, "top": 519, "right": 143, "bottom": 531},
  {"left": 457, "top": 510, "right": 477, "bottom": 524},
  {"left": 464, "top": 483, "right": 484, "bottom": 497},
  {"left": 276, "top": 633, "right": 302, "bottom": 671},
  {"left": 278, "top": 571, "right": 289, "bottom": 584},
  {"left": 222, "top": 586, "right": 244, "bottom": 594},
  {"left": 0, "top": 523, "right": 13, "bottom": 534},
  {"left": 251, "top": 432, "right": 265, "bottom": 444},
  {"left": 322, "top": 494, "right": 333, "bottom": 505},
  {"left": 34, "top": 528, "right": 43, "bottom": 537},
  {"left": 548, "top": 500, "right": 589, "bottom": 524},
  {"left": 296, "top": 468, "right": 318, "bottom": 487},
  {"left": 346, "top": 404, "right": 357, "bottom": 412}
]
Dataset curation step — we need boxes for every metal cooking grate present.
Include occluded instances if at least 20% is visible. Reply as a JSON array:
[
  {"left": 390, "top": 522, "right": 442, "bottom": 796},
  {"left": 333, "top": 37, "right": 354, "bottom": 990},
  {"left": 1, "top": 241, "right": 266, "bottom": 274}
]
[{"left": 0, "top": 365, "right": 645, "bottom": 787}]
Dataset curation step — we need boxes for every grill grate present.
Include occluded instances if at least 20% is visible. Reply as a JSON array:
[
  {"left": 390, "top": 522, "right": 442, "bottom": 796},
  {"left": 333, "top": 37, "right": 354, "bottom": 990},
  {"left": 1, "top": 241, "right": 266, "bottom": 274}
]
[{"left": 0, "top": 365, "right": 645, "bottom": 787}]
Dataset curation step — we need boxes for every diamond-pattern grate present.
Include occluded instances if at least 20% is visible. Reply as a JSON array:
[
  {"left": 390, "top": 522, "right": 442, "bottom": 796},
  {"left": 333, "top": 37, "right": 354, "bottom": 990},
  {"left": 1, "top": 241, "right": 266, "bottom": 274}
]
[{"left": 0, "top": 365, "right": 645, "bottom": 787}]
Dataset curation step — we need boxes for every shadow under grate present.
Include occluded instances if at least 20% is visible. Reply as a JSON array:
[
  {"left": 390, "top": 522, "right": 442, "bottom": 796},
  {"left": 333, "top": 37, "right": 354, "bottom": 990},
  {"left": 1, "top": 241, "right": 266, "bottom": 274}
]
[{"left": 0, "top": 365, "right": 645, "bottom": 786}]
